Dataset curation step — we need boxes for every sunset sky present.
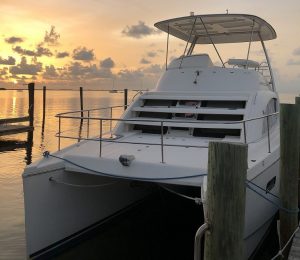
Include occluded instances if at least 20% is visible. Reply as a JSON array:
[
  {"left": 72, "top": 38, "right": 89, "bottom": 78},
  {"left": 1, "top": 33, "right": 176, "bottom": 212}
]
[{"left": 0, "top": 0, "right": 300, "bottom": 93}]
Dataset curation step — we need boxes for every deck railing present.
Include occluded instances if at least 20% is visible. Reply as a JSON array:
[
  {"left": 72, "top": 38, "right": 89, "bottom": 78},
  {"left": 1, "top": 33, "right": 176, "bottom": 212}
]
[{"left": 55, "top": 106, "right": 279, "bottom": 163}]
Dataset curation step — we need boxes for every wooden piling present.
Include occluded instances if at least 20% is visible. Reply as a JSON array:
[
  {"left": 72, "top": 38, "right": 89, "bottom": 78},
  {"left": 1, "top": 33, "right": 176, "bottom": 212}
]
[
  {"left": 204, "top": 142, "right": 247, "bottom": 260},
  {"left": 28, "top": 83, "right": 34, "bottom": 127},
  {"left": 42, "top": 86, "right": 46, "bottom": 118},
  {"left": 124, "top": 88, "right": 128, "bottom": 110},
  {"left": 280, "top": 104, "right": 299, "bottom": 250},
  {"left": 80, "top": 87, "right": 84, "bottom": 117},
  {"left": 42, "top": 86, "right": 46, "bottom": 127},
  {"left": 296, "top": 97, "right": 300, "bottom": 206}
]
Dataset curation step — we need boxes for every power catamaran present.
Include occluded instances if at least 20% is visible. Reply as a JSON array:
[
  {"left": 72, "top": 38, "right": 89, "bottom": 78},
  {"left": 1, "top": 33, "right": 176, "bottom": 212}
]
[{"left": 23, "top": 14, "right": 280, "bottom": 259}]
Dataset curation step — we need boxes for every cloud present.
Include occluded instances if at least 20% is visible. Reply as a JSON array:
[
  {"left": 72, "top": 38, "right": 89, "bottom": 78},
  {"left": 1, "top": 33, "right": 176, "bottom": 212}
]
[
  {"left": 100, "top": 57, "right": 115, "bottom": 68},
  {"left": 140, "top": 58, "right": 151, "bottom": 64},
  {"left": 118, "top": 69, "right": 144, "bottom": 80},
  {"left": 0, "top": 56, "right": 16, "bottom": 65},
  {"left": 5, "top": 36, "right": 24, "bottom": 44},
  {"left": 122, "top": 21, "right": 160, "bottom": 39},
  {"left": 287, "top": 59, "right": 300, "bottom": 66},
  {"left": 67, "top": 62, "right": 112, "bottom": 79},
  {"left": 0, "top": 67, "right": 8, "bottom": 78},
  {"left": 13, "top": 46, "right": 36, "bottom": 56},
  {"left": 9, "top": 57, "right": 42, "bottom": 75},
  {"left": 43, "top": 65, "right": 59, "bottom": 79},
  {"left": 56, "top": 51, "right": 69, "bottom": 58},
  {"left": 292, "top": 48, "right": 300, "bottom": 56},
  {"left": 12, "top": 45, "right": 53, "bottom": 57},
  {"left": 36, "top": 45, "right": 53, "bottom": 56},
  {"left": 73, "top": 47, "right": 95, "bottom": 61},
  {"left": 44, "top": 26, "right": 60, "bottom": 46},
  {"left": 147, "top": 51, "right": 157, "bottom": 58},
  {"left": 142, "top": 64, "right": 163, "bottom": 74}
]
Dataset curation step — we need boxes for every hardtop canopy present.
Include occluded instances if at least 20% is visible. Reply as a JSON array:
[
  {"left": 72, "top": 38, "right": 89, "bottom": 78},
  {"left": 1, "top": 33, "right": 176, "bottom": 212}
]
[{"left": 154, "top": 14, "right": 276, "bottom": 44}]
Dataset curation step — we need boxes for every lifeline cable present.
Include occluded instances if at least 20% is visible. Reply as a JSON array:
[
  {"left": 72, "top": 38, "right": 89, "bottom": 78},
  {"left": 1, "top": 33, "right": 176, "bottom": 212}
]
[
  {"left": 246, "top": 179, "right": 279, "bottom": 199},
  {"left": 246, "top": 184, "right": 299, "bottom": 214}
]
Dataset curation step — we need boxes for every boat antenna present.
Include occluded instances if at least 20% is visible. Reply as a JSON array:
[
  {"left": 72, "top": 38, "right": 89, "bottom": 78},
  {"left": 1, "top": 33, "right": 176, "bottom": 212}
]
[
  {"left": 259, "top": 33, "right": 276, "bottom": 91},
  {"left": 199, "top": 16, "right": 225, "bottom": 68},
  {"left": 245, "top": 19, "right": 255, "bottom": 69},
  {"left": 165, "top": 23, "right": 170, "bottom": 71},
  {"left": 179, "top": 17, "right": 197, "bottom": 69}
]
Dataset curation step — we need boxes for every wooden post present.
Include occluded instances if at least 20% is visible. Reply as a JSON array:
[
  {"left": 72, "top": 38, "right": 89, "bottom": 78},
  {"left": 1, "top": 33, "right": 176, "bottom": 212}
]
[
  {"left": 296, "top": 97, "right": 300, "bottom": 205},
  {"left": 28, "top": 83, "right": 34, "bottom": 127},
  {"left": 280, "top": 104, "right": 299, "bottom": 250},
  {"left": 124, "top": 88, "right": 128, "bottom": 110},
  {"left": 42, "top": 86, "right": 46, "bottom": 127},
  {"left": 80, "top": 87, "right": 84, "bottom": 118},
  {"left": 204, "top": 142, "right": 247, "bottom": 260}
]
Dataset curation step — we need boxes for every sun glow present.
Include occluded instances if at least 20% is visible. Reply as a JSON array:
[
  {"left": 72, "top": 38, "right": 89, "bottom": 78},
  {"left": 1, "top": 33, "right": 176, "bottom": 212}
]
[{"left": 12, "top": 96, "right": 16, "bottom": 115}]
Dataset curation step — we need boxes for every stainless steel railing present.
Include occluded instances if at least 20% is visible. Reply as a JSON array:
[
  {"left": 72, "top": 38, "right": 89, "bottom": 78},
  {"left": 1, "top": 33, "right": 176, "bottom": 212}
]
[{"left": 55, "top": 106, "right": 279, "bottom": 162}]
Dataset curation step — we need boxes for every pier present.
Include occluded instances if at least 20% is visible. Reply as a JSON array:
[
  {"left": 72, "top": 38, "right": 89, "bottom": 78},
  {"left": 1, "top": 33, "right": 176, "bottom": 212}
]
[{"left": 0, "top": 83, "right": 34, "bottom": 137}]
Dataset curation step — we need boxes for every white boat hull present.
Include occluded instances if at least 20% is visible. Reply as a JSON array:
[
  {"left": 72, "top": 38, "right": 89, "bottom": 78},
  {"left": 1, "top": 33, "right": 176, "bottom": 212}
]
[
  {"left": 23, "top": 153, "right": 279, "bottom": 259},
  {"left": 244, "top": 158, "right": 279, "bottom": 258},
  {"left": 23, "top": 168, "right": 149, "bottom": 258}
]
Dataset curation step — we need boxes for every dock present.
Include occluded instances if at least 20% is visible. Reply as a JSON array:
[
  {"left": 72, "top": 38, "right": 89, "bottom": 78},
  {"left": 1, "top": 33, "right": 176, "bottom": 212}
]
[
  {"left": 0, "top": 83, "right": 34, "bottom": 137},
  {"left": 0, "top": 117, "right": 33, "bottom": 136},
  {"left": 289, "top": 228, "right": 300, "bottom": 260}
]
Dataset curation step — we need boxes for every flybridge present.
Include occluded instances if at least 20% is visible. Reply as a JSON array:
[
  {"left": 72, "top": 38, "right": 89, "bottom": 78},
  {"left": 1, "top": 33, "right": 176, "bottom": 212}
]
[
  {"left": 154, "top": 13, "right": 277, "bottom": 91},
  {"left": 154, "top": 14, "right": 277, "bottom": 44}
]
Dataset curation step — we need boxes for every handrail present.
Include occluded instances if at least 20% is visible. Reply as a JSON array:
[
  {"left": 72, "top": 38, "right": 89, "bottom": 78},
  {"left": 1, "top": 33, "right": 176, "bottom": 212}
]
[
  {"left": 55, "top": 105, "right": 279, "bottom": 163},
  {"left": 56, "top": 112, "right": 279, "bottom": 125},
  {"left": 56, "top": 105, "right": 128, "bottom": 116}
]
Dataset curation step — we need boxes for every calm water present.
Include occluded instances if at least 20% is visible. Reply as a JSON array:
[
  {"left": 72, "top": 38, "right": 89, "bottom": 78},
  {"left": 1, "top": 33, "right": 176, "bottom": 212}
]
[{"left": 0, "top": 90, "right": 297, "bottom": 259}]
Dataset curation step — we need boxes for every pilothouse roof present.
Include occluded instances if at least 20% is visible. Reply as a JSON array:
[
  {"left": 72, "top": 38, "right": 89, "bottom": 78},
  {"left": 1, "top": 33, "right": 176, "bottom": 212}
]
[{"left": 154, "top": 14, "right": 277, "bottom": 44}]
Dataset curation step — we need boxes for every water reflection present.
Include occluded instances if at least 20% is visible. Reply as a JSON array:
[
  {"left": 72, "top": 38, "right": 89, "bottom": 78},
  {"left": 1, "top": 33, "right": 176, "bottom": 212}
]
[
  {"left": 0, "top": 90, "right": 137, "bottom": 259},
  {"left": 77, "top": 120, "right": 83, "bottom": 142},
  {"left": 25, "top": 131, "right": 33, "bottom": 165},
  {"left": 0, "top": 131, "right": 33, "bottom": 166},
  {"left": 12, "top": 96, "right": 16, "bottom": 116}
]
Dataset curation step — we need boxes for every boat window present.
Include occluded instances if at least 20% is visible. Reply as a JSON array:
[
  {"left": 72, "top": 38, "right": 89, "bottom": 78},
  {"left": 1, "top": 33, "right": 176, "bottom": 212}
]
[
  {"left": 174, "top": 113, "right": 197, "bottom": 119},
  {"left": 197, "top": 114, "right": 243, "bottom": 121},
  {"left": 134, "top": 124, "right": 168, "bottom": 134},
  {"left": 201, "top": 101, "right": 246, "bottom": 109},
  {"left": 178, "top": 100, "right": 199, "bottom": 107},
  {"left": 193, "top": 128, "right": 241, "bottom": 138},
  {"left": 143, "top": 99, "right": 177, "bottom": 107},
  {"left": 138, "top": 111, "right": 172, "bottom": 119},
  {"left": 262, "top": 98, "right": 278, "bottom": 134}
]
